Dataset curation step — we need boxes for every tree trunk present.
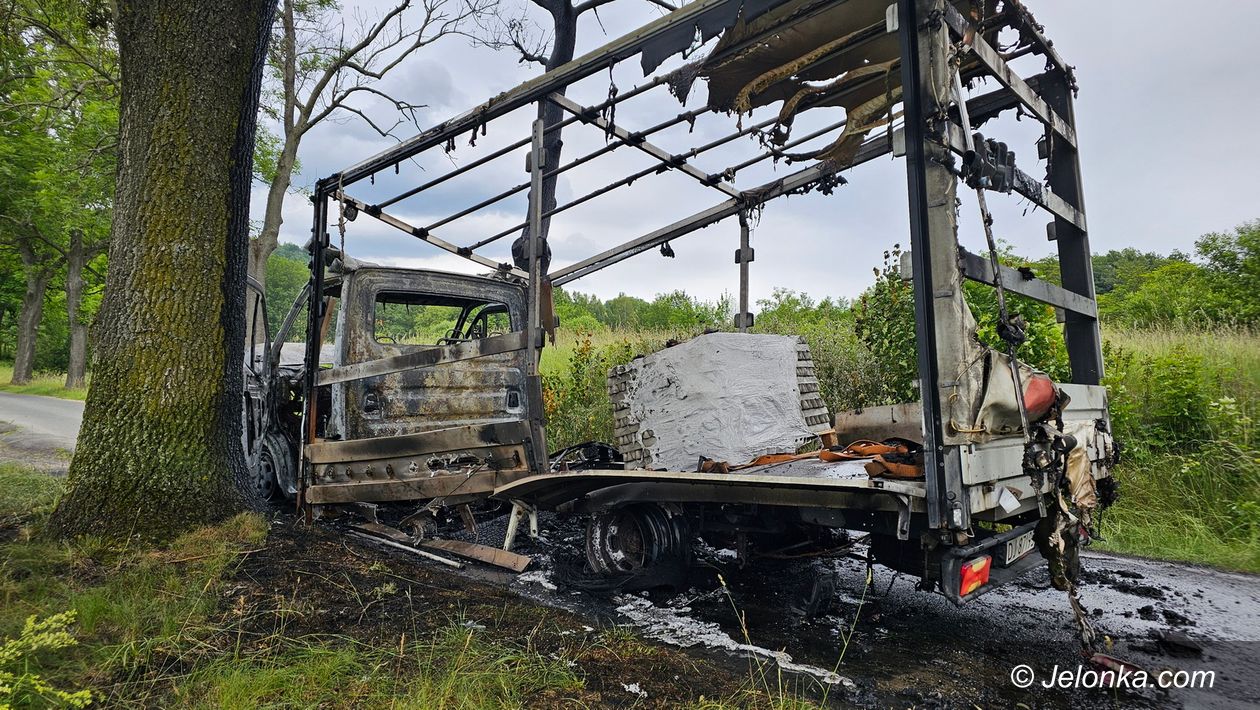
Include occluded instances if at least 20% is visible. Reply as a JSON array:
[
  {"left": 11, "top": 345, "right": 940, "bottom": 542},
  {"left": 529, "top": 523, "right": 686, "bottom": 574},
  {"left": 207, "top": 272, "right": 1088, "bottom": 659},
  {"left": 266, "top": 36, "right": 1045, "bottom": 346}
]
[
  {"left": 64, "top": 230, "right": 88, "bottom": 390},
  {"left": 11, "top": 268, "right": 51, "bottom": 385},
  {"left": 49, "top": 0, "right": 278, "bottom": 540},
  {"left": 247, "top": 141, "right": 299, "bottom": 289}
]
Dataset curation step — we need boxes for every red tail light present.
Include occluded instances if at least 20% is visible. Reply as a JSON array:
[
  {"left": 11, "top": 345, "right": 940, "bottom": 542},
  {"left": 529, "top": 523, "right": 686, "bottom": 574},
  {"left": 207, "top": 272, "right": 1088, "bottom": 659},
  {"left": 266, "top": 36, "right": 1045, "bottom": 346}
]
[{"left": 960, "top": 555, "right": 992, "bottom": 596}]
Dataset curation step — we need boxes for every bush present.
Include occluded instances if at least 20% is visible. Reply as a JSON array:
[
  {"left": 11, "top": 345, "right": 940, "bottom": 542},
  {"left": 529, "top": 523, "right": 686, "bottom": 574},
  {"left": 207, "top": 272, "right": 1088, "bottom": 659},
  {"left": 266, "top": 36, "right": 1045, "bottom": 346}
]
[
  {"left": 0, "top": 611, "right": 92, "bottom": 709},
  {"left": 852, "top": 246, "right": 1070, "bottom": 404},
  {"left": 542, "top": 332, "right": 637, "bottom": 450}
]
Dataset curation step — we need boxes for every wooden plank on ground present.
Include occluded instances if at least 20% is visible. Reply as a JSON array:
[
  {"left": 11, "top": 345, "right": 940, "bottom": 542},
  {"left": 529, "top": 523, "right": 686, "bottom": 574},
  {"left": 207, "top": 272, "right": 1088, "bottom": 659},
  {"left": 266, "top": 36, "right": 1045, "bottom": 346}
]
[{"left": 419, "top": 539, "right": 532, "bottom": 573}]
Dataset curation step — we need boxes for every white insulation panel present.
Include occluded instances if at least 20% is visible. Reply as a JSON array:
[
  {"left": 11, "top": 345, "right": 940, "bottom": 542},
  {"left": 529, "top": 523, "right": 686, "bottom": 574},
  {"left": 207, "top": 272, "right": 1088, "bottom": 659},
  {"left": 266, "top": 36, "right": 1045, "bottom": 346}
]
[{"left": 608, "top": 333, "right": 824, "bottom": 470}]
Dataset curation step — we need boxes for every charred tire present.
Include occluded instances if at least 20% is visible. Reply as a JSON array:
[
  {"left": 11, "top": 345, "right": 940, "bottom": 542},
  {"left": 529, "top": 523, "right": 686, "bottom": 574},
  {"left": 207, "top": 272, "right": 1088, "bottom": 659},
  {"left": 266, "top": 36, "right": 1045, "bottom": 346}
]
[
  {"left": 798, "top": 560, "right": 838, "bottom": 618},
  {"left": 585, "top": 504, "right": 691, "bottom": 581},
  {"left": 250, "top": 433, "right": 295, "bottom": 502}
]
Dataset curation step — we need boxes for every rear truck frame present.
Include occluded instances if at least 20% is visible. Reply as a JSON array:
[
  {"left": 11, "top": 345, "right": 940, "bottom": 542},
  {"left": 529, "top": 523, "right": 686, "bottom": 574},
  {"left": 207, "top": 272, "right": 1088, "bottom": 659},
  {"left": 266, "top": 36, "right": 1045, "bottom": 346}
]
[{"left": 244, "top": 0, "right": 1118, "bottom": 606}]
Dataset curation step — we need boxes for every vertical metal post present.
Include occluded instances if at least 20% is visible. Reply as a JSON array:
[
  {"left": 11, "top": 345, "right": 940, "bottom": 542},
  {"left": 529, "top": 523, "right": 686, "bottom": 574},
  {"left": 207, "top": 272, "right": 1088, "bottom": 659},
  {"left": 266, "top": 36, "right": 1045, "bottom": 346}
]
[
  {"left": 736, "top": 209, "right": 751, "bottom": 332},
  {"left": 300, "top": 182, "right": 330, "bottom": 505},
  {"left": 897, "top": 0, "right": 959, "bottom": 531},
  {"left": 1043, "top": 74, "right": 1103, "bottom": 385},
  {"left": 525, "top": 118, "right": 549, "bottom": 473}
]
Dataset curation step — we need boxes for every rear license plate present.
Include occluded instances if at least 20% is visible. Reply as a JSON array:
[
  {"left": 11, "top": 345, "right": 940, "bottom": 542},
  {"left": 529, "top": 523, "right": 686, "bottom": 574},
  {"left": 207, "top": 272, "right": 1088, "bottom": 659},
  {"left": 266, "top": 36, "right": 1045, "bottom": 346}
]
[{"left": 997, "top": 530, "right": 1036, "bottom": 567}]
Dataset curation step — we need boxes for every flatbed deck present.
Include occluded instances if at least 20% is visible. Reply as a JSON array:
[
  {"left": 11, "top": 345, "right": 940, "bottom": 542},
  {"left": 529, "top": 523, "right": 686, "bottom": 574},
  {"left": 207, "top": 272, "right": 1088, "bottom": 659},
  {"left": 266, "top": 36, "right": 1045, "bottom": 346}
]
[{"left": 496, "top": 458, "right": 927, "bottom": 515}]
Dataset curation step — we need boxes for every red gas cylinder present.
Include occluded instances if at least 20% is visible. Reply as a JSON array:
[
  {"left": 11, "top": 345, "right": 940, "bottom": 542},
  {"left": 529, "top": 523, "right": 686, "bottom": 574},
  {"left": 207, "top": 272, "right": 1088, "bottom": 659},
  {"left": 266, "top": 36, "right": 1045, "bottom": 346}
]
[{"left": 1023, "top": 374, "right": 1057, "bottom": 421}]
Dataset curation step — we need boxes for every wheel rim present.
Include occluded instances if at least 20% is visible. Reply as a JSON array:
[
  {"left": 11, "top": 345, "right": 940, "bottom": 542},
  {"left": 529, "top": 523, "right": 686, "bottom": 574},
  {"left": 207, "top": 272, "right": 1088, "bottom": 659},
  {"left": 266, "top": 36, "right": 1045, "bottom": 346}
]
[{"left": 253, "top": 446, "right": 278, "bottom": 500}]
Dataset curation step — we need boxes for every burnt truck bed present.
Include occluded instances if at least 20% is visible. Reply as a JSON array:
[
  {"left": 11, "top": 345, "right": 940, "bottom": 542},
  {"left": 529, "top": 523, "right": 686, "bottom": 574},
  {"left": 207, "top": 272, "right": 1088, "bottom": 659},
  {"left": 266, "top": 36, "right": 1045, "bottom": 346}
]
[{"left": 498, "top": 383, "right": 1109, "bottom": 525}]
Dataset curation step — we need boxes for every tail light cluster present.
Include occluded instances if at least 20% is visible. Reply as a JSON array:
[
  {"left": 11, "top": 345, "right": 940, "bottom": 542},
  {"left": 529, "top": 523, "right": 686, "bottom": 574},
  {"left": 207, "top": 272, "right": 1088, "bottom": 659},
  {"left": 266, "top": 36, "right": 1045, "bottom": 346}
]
[{"left": 960, "top": 555, "right": 992, "bottom": 596}]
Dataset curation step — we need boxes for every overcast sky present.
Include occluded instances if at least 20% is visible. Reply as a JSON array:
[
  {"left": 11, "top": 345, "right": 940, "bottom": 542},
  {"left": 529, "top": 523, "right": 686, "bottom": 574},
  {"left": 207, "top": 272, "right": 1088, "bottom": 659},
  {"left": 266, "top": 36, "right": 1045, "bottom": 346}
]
[{"left": 250, "top": 0, "right": 1260, "bottom": 306}]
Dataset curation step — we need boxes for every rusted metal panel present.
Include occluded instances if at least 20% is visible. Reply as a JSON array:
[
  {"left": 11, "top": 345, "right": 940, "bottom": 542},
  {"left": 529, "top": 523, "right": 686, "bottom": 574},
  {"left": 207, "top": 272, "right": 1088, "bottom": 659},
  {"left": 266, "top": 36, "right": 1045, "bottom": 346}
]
[
  {"left": 306, "top": 421, "right": 530, "bottom": 463},
  {"left": 833, "top": 402, "right": 924, "bottom": 443},
  {"left": 317, "top": 331, "right": 527, "bottom": 387},
  {"left": 335, "top": 268, "right": 530, "bottom": 442},
  {"left": 306, "top": 467, "right": 532, "bottom": 504}
]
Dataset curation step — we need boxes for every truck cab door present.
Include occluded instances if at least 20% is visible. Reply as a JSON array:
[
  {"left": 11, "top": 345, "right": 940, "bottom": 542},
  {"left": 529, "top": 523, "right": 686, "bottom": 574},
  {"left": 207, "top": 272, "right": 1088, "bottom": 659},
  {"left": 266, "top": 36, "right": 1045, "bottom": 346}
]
[{"left": 335, "top": 269, "right": 529, "bottom": 441}]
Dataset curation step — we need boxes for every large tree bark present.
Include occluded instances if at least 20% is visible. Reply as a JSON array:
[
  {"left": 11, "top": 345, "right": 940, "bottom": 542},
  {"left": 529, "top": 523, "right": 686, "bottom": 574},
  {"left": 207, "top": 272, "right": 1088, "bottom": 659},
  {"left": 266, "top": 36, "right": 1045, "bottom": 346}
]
[
  {"left": 64, "top": 229, "right": 89, "bottom": 389},
  {"left": 49, "top": 0, "right": 278, "bottom": 540}
]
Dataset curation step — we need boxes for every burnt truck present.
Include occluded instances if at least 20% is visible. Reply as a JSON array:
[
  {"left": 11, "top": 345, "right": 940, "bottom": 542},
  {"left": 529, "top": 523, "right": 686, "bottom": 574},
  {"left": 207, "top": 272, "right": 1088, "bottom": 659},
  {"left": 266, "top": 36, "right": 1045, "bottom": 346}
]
[{"left": 244, "top": 0, "right": 1118, "bottom": 606}]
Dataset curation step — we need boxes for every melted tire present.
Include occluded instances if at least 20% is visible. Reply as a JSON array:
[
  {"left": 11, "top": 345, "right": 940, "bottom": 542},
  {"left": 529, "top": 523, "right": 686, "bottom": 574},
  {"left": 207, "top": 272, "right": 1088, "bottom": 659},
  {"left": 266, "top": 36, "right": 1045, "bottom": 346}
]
[{"left": 585, "top": 504, "right": 692, "bottom": 588}]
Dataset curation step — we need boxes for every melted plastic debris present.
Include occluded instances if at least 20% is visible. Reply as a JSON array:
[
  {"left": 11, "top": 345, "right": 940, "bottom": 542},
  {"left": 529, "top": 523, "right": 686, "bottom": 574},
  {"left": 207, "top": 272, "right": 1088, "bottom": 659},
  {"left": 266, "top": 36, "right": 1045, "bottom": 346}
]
[{"left": 613, "top": 594, "right": 854, "bottom": 688}]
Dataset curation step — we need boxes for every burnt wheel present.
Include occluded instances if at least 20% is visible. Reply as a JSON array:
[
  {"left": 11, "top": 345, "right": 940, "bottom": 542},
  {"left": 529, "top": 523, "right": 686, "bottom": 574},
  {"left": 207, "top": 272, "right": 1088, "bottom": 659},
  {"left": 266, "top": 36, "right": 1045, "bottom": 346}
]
[
  {"left": 585, "top": 504, "right": 691, "bottom": 584},
  {"left": 248, "top": 433, "right": 294, "bottom": 502}
]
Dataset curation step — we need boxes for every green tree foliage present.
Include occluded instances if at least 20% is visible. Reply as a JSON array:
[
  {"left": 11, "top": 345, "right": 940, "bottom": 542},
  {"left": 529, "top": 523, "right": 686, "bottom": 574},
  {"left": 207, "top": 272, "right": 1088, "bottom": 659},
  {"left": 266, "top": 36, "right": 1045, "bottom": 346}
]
[
  {"left": 543, "top": 335, "right": 634, "bottom": 448},
  {"left": 1196, "top": 220, "right": 1260, "bottom": 325},
  {"left": 1095, "top": 220, "right": 1259, "bottom": 328},
  {"left": 753, "top": 288, "right": 889, "bottom": 412},
  {"left": 263, "top": 243, "right": 309, "bottom": 332},
  {"left": 0, "top": 0, "right": 116, "bottom": 377},
  {"left": 552, "top": 288, "right": 731, "bottom": 334}
]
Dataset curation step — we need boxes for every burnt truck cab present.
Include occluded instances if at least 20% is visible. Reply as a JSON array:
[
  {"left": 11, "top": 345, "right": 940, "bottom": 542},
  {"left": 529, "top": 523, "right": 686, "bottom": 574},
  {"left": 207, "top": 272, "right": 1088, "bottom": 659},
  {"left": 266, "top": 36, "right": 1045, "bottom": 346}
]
[{"left": 244, "top": 261, "right": 537, "bottom": 509}]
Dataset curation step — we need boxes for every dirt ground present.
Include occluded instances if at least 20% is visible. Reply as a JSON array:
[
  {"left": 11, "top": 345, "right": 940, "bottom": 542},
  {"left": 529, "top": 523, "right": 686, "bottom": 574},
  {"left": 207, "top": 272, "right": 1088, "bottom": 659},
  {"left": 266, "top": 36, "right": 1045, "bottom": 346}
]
[
  {"left": 219, "top": 516, "right": 791, "bottom": 708},
  {"left": 219, "top": 511, "right": 1260, "bottom": 709}
]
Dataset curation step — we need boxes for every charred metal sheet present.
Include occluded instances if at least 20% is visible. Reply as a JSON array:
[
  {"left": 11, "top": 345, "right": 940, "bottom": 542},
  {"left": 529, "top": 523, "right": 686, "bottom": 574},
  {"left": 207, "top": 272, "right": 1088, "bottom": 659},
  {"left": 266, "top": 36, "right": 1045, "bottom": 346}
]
[
  {"left": 834, "top": 402, "right": 924, "bottom": 444},
  {"left": 334, "top": 268, "right": 531, "bottom": 441},
  {"left": 307, "top": 467, "right": 532, "bottom": 505},
  {"left": 419, "top": 539, "right": 531, "bottom": 572},
  {"left": 317, "top": 331, "right": 528, "bottom": 387},
  {"left": 957, "top": 249, "right": 1097, "bottom": 318},
  {"left": 306, "top": 421, "right": 530, "bottom": 464},
  {"left": 494, "top": 469, "right": 924, "bottom": 513}
]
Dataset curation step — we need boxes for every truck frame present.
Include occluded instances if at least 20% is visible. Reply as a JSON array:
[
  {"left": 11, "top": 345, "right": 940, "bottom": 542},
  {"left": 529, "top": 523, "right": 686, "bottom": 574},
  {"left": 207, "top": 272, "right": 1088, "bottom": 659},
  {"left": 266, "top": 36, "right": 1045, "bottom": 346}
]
[{"left": 247, "top": 0, "right": 1117, "bottom": 605}]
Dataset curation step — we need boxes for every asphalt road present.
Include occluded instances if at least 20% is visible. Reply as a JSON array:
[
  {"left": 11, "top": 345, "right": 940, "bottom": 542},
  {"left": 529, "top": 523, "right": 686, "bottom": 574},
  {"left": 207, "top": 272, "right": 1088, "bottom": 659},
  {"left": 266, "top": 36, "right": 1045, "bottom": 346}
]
[
  {"left": 0, "top": 391, "right": 84, "bottom": 454},
  {"left": 503, "top": 525, "right": 1260, "bottom": 709}
]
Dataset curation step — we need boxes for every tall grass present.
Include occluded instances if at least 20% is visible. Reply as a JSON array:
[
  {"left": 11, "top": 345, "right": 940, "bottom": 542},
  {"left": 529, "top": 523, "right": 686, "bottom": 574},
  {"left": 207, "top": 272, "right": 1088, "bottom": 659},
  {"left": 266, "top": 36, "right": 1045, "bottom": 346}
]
[
  {"left": 1094, "top": 326, "right": 1259, "bottom": 571},
  {"left": 0, "top": 364, "right": 88, "bottom": 400}
]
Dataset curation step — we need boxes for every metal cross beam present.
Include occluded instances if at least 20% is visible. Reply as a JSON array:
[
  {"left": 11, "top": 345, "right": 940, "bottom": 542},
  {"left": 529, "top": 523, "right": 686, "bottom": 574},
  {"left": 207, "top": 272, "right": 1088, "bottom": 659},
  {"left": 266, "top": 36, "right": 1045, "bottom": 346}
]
[
  {"left": 550, "top": 132, "right": 891, "bottom": 285},
  {"left": 335, "top": 192, "right": 528, "bottom": 278},
  {"left": 548, "top": 94, "right": 742, "bottom": 199},
  {"left": 335, "top": 0, "right": 759, "bottom": 187},
  {"left": 943, "top": 4, "right": 1076, "bottom": 147}
]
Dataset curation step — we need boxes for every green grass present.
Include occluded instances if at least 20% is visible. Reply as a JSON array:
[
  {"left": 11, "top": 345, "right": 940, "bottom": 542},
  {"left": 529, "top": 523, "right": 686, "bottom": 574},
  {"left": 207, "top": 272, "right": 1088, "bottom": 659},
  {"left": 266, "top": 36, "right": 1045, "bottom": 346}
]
[
  {"left": 0, "top": 364, "right": 88, "bottom": 400},
  {"left": 171, "top": 628, "right": 584, "bottom": 709},
  {"left": 1093, "top": 326, "right": 1260, "bottom": 573},
  {"left": 1097, "top": 452, "right": 1260, "bottom": 573},
  {"left": 0, "top": 465, "right": 813, "bottom": 709},
  {"left": 0, "top": 468, "right": 590, "bottom": 708},
  {"left": 0, "top": 462, "right": 64, "bottom": 517}
]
